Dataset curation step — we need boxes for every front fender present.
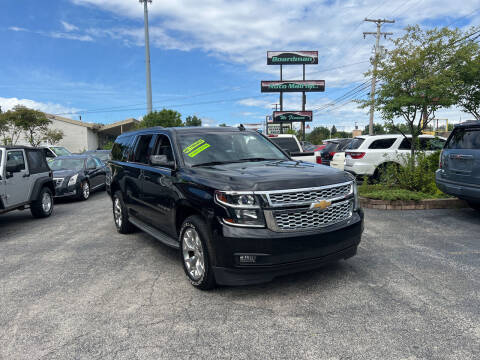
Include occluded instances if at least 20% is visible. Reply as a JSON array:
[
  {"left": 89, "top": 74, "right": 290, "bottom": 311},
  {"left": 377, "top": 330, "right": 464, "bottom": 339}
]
[{"left": 29, "top": 177, "right": 55, "bottom": 201}]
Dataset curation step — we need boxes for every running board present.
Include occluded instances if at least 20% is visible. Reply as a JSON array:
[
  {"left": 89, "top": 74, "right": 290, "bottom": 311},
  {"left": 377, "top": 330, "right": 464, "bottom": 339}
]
[{"left": 129, "top": 216, "right": 180, "bottom": 249}]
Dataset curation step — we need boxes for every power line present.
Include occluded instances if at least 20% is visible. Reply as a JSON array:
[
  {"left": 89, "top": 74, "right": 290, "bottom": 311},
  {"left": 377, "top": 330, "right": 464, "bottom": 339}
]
[{"left": 312, "top": 80, "right": 371, "bottom": 112}]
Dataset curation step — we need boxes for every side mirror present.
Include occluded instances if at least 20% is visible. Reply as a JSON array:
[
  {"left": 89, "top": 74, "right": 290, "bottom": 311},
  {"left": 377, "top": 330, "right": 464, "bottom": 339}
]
[
  {"left": 6, "top": 162, "right": 20, "bottom": 174},
  {"left": 150, "top": 155, "right": 175, "bottom": 168}
]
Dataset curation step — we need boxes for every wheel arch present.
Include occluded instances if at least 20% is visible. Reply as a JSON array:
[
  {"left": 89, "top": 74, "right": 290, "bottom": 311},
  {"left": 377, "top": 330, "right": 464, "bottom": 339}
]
[{"left": 29, "top": 177, "right": 55, "bottom": 202}]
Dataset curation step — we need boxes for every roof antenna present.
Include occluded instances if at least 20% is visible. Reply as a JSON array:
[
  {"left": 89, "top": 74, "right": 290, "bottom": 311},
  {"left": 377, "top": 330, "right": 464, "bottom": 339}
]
[{"left": 238, "top": 124, "right": 246, "bottom": 131}]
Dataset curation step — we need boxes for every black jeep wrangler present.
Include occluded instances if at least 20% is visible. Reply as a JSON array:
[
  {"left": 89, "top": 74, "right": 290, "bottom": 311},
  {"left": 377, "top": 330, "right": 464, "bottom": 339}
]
[{"left": 109, "top": 127, "right": 364, "bottom": 289}]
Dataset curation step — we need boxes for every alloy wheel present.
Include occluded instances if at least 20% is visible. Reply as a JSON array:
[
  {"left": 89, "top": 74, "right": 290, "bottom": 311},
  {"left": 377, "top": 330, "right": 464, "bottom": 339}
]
[
  {"left": 114, "top": 197, "right": 122, "bottom": 228},
  {"left": 42, "top": 192, "right": 52, "bottom": 213},
  {"left": 182, "top": 227, "right": 205, "bottom": 281},
  {"left": 83, "top": 182, "right": 90, "bottom": 199}
]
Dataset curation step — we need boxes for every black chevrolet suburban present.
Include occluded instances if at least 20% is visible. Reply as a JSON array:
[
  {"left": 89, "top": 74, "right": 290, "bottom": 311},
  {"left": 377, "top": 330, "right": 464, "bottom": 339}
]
[{"left": 108, "top": 126, "right": 364, "bottom": 289}]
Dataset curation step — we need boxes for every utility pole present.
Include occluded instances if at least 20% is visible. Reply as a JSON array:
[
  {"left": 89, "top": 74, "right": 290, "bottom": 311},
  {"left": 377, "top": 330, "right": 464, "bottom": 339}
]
[
  {"left": 363, "top": 18, "right": 394, "bottom": 135},
  {"left": 140, "top": 0, "right": 153, "bottom": 114}
]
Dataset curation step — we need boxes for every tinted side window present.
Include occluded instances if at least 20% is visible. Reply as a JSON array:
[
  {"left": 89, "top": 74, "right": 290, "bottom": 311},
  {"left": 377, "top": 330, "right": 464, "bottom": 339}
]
[
  {"left": 133, "top": 134, "right": 154, "bottom": 164},
  {"left": 368, "top": 138, "right": 396, "bottom": 149},
  {"left": 152, "top": 135, "right": 174, "bottom": 162},
  {"left": 446, "top": 128, "right": 480, "bottom": 149},
  {"left": 399, "top": 138, "right": 411, "bottom": 150},
  {"left": 111, "top": 135, "right": 134, "bottom": 161},
  {"left": 87, "top": 158, "right": 96, "bottom": 169},
  {"left": 7, "top": 151, "right": 26, "bottom": 170},
  {"left": 25, "top": 149, "right": 50, "bottom": 174}
]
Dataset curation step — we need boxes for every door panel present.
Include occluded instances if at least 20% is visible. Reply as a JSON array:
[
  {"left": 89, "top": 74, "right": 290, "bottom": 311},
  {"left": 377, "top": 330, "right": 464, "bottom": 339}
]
[{"left": 5, "top": 150, "right": 30, "bottom": 206}]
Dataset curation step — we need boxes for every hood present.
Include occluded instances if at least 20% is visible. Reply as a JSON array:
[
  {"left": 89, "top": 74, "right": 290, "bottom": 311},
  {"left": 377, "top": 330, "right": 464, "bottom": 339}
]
[
  {"left": 52, "top": 169, "right": 78, "bottom": 178},
  {"left": 181, "top": 160, "right": 353, "bottom": 191}
]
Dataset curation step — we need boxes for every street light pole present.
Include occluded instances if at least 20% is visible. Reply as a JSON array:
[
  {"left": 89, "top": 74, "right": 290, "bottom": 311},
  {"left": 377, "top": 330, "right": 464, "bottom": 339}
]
[{"left": 140, "top": 0, "right": 153, "bottom": 114}]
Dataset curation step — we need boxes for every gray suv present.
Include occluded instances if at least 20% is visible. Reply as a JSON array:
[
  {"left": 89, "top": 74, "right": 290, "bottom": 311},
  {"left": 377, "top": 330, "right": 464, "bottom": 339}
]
[
  {"left": 0, "top": 146, "right": 55, "bottom": 218},
  {"left": 436, "top": 121, "right": 480, "bottom": 210}
]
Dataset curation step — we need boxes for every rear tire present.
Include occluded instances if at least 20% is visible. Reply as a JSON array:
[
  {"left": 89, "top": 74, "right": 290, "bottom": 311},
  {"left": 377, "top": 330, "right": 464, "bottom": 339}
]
[
  {"left": 31, "top": 187, "right": 54, "bottom": 218},
  {"left": 179, "top": 215, "right": 216, "bottom": 290},
  {"left": 112, "top": 191, "right": 135, "bottom": 234}
]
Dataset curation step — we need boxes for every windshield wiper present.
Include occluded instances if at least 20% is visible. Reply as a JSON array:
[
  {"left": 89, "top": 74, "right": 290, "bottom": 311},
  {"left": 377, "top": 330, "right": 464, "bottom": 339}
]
[
  {"left": 238, "top": 158, "right": 283, "bottom": 162},
  {"left": 191, "top": 161, "right": 242, "bottom": 167}
]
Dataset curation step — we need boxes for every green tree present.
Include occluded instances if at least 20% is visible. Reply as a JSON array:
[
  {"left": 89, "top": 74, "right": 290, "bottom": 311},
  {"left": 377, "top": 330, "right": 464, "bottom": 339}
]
[
  {"left": 307, "top": 126, "right": 330, "bottom": 144},
  {"left": 138, "top": 109, "right": 183, "bottom": 128},
  {"left": 363, "top": 123, "right": 386, "bottom": 135},
  {"left": 360, "top": 25, "right": 474, "bottom": 156},
  {"left": 185, "top": 115, "right": 202, "bottom": 126},
  {"left": 42, "top": 128, "right": 64, "bottom": 145},
  {"left": 454, "top": 40, "right": 480, "bottom": 119},
  {"left": 219, "top": 123, "right": 227, "bottom": 127},
  {"left": 330, "top": 125, "right": 337, "bottom": 136},
  {"left": 0, "top": 105, "right": 51, "bottom": 146}
]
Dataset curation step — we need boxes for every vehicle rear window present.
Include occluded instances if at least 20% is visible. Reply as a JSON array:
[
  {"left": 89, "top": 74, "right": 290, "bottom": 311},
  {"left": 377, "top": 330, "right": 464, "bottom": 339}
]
[
  {"left": 368, "top": 138, "right": 396, "bottom": 149},
  {"left": 446, "top": 128, "right": 480, "bottom": 149},
  {"left": 323, "top": 142, "right": 339, "bottom": 152},
  {"left": 337, "top": 139, "right": 353, "bottom": 151},
  {"left": 269, "top": 137, "right": 300, "bottom": 153},
  {"left": 25, "top": 149, "right": 50, "bottom": 174},
  {"left": 346, "top": 138, "right": 365, "bottom": 150}
]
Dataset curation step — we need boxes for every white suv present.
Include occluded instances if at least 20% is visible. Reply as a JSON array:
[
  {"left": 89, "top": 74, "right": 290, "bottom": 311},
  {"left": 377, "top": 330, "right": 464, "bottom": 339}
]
[{"left": 344, "top": 134, "right": 446, "bottom": 178}]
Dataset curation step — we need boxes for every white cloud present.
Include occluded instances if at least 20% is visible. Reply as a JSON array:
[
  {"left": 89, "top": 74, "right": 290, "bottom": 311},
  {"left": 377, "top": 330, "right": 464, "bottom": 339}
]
[
  {"left": 200, "top": 117, "right": 218, "bottom": 127},
  {"left": 49, "top": 32, "right": 93, "bottom": 42},
  {"left": 61, "top": 21, "right": 79, "bottom": 32},
  {"left": 8, "top": 26, "right": 27, "bottom": 32},
  {"left": 0, "top": 97, "right": 80, "bottom": 116}
]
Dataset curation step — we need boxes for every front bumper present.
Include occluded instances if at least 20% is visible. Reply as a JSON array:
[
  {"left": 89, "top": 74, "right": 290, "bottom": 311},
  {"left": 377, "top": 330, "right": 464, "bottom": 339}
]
[
  {"left": 211, "top": 209, "right": 364, "bottom": 286},
  {"left": 435, "top": 170, "right": 480, "bottom": 201},
  {"left": 54, "top": 181, "right": 79, "bottom": 198}
]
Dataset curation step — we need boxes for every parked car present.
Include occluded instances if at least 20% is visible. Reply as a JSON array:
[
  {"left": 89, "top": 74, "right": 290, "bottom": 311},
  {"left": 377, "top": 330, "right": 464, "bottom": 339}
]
[
  {"left": 45, "top": 146, "right": 73, "bottom": 160},
  {"left": 49, "top": 155, "right": 107, "bottom": 201},
  {"left": 108, "top": 126, "right": 364, "bottom": 289},
  {"left": 436, "top": 120, "right": 480, "bottom": 210},
  {"left": 330, "top": 139, "right": 355, "bottom": 170},
  {"left": 82, "top": 150, "right": 111, "bottom": 163},
  {"left": 318, "top": 138, "right": 352, "bottom": 167},
  {"left": 267, "top": 134, "right": 320, "bottom": 163},
  {"left": 0, "top": 146, "right": 55, "bottom": 218},
  {"left": 344, "top": 134, "right": 446, "bottom": 179}
]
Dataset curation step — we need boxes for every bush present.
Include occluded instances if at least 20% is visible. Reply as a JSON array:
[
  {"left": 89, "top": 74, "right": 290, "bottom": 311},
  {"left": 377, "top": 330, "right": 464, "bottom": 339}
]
[{"left": 379, "top": 151, "right": 443, "bottom": 195}]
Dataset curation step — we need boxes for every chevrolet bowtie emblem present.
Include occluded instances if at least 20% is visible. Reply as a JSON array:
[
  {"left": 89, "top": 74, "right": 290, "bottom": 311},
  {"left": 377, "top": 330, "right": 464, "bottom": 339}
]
[{"left": 310, "top": 200, "right": 331, "bottom": 210}]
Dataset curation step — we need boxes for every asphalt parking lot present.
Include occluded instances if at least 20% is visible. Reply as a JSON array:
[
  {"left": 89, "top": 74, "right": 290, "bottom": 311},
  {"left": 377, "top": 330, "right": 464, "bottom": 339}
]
[{"left": 0, "top": 192, "right": 479, "bottom": 360}]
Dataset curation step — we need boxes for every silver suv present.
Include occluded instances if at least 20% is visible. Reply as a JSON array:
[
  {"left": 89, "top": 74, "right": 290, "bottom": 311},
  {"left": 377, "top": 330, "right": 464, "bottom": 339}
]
[{"left": 0, "top": 146, "right": 55, "bottom": 218}]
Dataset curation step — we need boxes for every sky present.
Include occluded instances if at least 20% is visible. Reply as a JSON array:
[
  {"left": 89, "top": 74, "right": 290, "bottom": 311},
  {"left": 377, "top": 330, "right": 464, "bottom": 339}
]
[{"left": 1, "top": 0, "right": 479, "bottom": 131}]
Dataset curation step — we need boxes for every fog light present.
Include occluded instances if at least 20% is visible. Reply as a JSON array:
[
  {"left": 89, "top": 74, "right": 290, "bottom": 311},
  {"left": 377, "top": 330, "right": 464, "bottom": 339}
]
[{"left": 239, "top": 255, "right": 257, "bottom": 264}]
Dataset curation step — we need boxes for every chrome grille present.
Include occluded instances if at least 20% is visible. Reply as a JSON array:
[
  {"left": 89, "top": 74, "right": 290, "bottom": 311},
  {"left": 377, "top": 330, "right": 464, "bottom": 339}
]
[
  {"left": 53, "top": 178, "right": 64, "bottom": 187},
  {"left": 267, "top": 182, "right": 352, "bottom": 207},
  {"left": 273, "top": 200, "right": 353, "bottom": 231}
]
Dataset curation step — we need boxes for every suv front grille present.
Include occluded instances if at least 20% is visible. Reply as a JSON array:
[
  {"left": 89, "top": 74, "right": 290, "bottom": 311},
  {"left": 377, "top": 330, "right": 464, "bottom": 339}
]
[
  {"left": 53, "top": 178, "right": 64, "bottom": 187},
  {"left": 272, "top": 200, "right": 353, "bottom": 231},
  {"left": 266, "top": 182, "right": 352, "bottom": 207}
]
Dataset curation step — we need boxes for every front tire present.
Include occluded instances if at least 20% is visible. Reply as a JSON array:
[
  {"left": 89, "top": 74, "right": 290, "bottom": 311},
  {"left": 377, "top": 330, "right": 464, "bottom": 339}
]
[
  {"left": 179, "top": 216, "right": 216, "bottom": 290},
  {"left": 78, "top": 180, "right": 90, "bottom": 201},
  {"left": 31, "top": 187, "right": 54, "bottom": 218},
  {"left": 112, "top": 191, "right": 135, "bottom": 234}
]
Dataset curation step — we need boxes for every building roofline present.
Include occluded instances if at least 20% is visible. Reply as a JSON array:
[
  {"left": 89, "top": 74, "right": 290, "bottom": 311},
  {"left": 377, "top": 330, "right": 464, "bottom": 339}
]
[
  {"left": 45, "top": 113, "right": 101, "bottom": 129},
  {"left": 98, "top": 118, "right": 139, "bottom": 132}
]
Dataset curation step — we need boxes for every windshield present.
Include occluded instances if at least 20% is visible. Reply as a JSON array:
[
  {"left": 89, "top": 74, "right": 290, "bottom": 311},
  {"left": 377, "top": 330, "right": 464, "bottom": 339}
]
[
  {"left": 177, "top": 131, "right": 289, "bottom": 167},
  {"left": 51, "top": 147, "right": 72, "bottom": 156},
  {"left": 269, "top": 137, "right": 301, "bottom": 153},
  {"left": 49, "top": 158, "right": 85, "bottom": 171}
]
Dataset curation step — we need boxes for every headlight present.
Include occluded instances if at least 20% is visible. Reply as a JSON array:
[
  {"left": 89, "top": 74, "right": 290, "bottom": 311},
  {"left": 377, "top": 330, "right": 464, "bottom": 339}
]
[
  {"left": 215, "top": 191, "right": 265, "bottom": 227},
  {"left": 353, "top": 181, "right": 359, "bottom": 211},
  {"left": 68, "top": 174, "right": 78, "bottom": 186}
]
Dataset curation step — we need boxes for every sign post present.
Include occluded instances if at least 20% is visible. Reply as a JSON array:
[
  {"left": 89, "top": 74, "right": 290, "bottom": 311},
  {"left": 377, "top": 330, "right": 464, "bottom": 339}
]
[{"left": 262, "top": 51, "right": 323, "bottom": 139}]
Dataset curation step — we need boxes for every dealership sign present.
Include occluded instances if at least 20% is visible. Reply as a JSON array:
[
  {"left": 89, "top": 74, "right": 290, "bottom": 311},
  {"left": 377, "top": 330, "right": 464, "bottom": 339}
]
[
  {"left": 261, "top": 80, "right": 325, "bottom": 93},
  {"left": 267, "top": 51, "right": 318, "bottom": 65},
  {"left": 273, "top": 111, "right": 313, "bottom": 122}
]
